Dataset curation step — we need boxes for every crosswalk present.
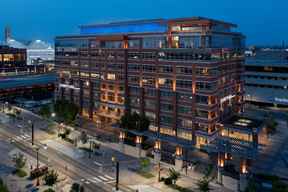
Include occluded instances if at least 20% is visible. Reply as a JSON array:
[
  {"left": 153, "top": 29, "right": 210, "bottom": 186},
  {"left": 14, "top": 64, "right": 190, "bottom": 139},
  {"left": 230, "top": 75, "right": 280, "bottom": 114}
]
[
  {"left": 13, "top": 133, "right": 31, "bottom": 142},
  {"left": 81, "top": 174, "right": 115, "bottom": 185}
]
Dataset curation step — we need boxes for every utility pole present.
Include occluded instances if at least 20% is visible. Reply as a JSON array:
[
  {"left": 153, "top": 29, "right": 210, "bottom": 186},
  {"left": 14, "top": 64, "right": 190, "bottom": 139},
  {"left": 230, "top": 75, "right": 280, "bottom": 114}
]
[
  {"left": 116, "top": 161, "right": 119, "bottom": 191},
  {"left": 36, "top": 148, "right": 40, "bottom": 186},
  {"left": 31, "top": 122, "right": 34, "bottom": 146},
  {"left": 112, "top": 156, "right": 119, "bottom": 191},
  {"left": 89, "top": 140, "right": 92, "bottom": 159},
  {"left": 158, "top": 162, "right": 161, "bottom": 182}
]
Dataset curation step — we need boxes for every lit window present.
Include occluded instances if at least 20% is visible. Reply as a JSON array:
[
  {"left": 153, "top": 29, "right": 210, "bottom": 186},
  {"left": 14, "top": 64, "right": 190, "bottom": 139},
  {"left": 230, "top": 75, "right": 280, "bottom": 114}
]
[
  {"left": 107, "top": 73, "right": 116, "bottom": 80},
  {"left": 158, "top": 78, "right": 166, "bottom": 85}
]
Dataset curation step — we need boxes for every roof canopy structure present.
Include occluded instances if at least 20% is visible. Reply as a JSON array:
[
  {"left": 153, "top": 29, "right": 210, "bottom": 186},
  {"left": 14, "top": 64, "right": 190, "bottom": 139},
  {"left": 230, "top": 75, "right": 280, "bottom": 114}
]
[{"left": 80, "top": 17, "right": 237, "bottom": 36}]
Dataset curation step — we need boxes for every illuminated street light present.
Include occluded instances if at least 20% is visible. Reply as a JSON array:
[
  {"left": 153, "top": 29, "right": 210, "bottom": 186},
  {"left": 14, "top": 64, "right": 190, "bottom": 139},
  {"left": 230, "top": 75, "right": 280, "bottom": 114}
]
[{"left": 112, "top": 156, "right": 119, "bottom": 191}]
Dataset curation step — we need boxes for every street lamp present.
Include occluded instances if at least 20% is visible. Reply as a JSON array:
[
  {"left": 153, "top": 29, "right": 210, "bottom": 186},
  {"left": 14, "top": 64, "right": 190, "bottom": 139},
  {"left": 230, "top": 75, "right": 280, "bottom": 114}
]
[
  {"left": 34, "top": 147, "right": 40, "bottom": 186},
  {"left": 51, "top": 113, "right": 56, "bottom": 118},
  {"left": 112, "top": 156, "right": 119, "bottom": 191},
  {"left": 28, "top": 120, "right": 34, "bottom": 146},
  {"left": 88, "top": 138, "right": 94, "bottom": 159},
  {"left": 154, "top": 140, "right": 161, "bottom": 182}
]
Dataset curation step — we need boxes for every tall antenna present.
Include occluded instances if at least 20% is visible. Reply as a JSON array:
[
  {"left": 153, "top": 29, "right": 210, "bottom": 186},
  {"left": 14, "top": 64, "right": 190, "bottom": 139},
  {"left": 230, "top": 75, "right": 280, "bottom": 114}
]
[{"left": 4, "top": 26, "right": 11, "bottom": 43}]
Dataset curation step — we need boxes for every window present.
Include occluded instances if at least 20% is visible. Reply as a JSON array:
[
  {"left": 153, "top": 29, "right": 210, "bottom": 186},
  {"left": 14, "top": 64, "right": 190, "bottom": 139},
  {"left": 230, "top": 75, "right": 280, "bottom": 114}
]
[
  {"left": 143, "top": 65, "right": 156, "bottom": 72},
  {"left": 160, "top": 115, "right": 173, "bottom": 125},
  {"left": 177, "top": 93, "right": 193, "bottom": 101},
  {"left": 159, "top": 66, "right": 173, "bottom": 73},
  {"left": 177, "top": 129, "right": 192, "bottom": 140},
  {"left": 195, "top": 110, "right": 208, "bottom": 118},
  {"left": 176, "top": 80, "right": 192, "bottom": 89},
  {"left": 107, "top": 73, "right": 116, "bottom": 80},
  {"left": 196, "top": 82, "right": 217, "bottom": 91},
  {"left": 176, "top": 67, "right": 192, "bottom": 74},
  {"left": 145, "top": 89, "right": 157, "bottom": 97},
  {"left": 142, "top": 77, "right": 156, "bottom": 86},
  {"left": 145, "top": 99, "right": 156, "bottom": 109},
  {"left": 196, "top": 95, "right": 208, "bottom": 104},
  {"left": 128, "top": 76, "right": 140, "bottom": 84},
  {"left": 159, "top": 78, "right": 173, "bottom": 88},
  {"left": 160, "top": 91, "right": 174, "bottom": 99},
  {"left": 131, "top": 97, "right": 140, "bottom": 106},
  {"left": 160, "top": 103, "right": 173, "bottom": 112},
  {"left": 130, "top": 87, "right": 140, "bottom": 95},
  {"left": 178, "top": 106, "right": 192, "bottom": 114}
]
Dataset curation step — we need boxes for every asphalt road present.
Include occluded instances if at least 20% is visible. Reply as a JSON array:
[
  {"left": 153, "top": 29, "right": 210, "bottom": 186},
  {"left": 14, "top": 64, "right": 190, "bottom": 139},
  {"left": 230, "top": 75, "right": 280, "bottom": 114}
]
[{"left": 0, "top": 121, "right": 132, "bottom": 192}]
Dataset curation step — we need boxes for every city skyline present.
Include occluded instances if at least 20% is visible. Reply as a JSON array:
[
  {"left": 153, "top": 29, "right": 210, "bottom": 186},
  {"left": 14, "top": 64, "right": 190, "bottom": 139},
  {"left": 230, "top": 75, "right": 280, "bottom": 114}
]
[{"left": 1, "top": 0, "right": 287, "bottom": 46}]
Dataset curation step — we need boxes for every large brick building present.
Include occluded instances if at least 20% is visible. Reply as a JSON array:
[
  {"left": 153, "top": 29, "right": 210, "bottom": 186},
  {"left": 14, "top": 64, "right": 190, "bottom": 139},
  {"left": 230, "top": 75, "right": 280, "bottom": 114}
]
[{"left": 55, "top": 17, "right": 246, "bottom": 149}]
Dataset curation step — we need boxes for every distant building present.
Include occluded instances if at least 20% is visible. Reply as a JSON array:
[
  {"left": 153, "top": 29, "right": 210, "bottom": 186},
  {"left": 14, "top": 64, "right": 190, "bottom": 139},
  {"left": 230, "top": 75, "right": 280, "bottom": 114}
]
[
  {"left": 7, "top": 39, "right": 54, "bottom": 65},
  {"left": 245, "top": 49, "right": 288, "bottom": 107},
  {"left": 26, "top": 40, "right": 54, "bottom": 65},
  {"left": 0, "top": 45, "right": 26, "bottom": 71}
]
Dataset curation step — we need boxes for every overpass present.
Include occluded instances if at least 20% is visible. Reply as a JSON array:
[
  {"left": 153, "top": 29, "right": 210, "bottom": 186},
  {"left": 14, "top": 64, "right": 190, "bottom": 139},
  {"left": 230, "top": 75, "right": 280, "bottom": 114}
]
[{"left": 0, "top": 73, "right": 57, "bottom": 98}]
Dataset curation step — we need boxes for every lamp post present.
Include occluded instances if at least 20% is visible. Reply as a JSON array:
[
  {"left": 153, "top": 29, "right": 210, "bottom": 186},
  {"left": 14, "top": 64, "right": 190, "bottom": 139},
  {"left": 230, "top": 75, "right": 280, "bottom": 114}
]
[
  {"left": 154, "top": 140, "right": 161, "bottom": 182},
  {"left": 112, "top": 156, "right": 119, "bottom": 191},
  {"left": 35, "top": 147, "right": 40, "bottom": 186},
  {"left": 51, "top": 112, "right": 56, "bottom": 118},
  {"left": 89, "top": 138, "right": 93, "bottom": 159},
  {"left": 28, "top": 120, "right": 34, "bottom": 146}
]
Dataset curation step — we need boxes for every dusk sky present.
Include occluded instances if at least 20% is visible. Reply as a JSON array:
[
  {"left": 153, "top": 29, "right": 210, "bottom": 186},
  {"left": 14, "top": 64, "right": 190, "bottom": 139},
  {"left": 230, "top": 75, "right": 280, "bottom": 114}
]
[{"left": 1, "top": 0, "right": 287, "bottom": 46}]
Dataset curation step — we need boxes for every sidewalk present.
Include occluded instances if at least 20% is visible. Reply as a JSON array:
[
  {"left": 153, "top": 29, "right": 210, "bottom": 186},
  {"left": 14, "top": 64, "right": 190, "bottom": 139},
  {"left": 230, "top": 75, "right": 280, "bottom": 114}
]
[{"left": 8, "top": 106, "right": 230, "bottom": 191}]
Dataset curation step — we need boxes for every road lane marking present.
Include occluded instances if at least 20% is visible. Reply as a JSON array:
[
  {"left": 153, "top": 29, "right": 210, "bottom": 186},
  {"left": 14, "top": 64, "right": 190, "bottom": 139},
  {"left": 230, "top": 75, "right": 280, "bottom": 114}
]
[
  {"left": 105, "top": 180, "right": 115, "bottom": 184},
  {"left": 98, "top": 176, "right": 109, "bottom": 181},
  {"left": 92, "top": 177, "right": 102, "bottom": 182},
  {"left": 93, "top": 161, "right": 103, "bottom": 166},
  {"left": 104, "top": 174, "right": 114, "bottom": 180},
  {"left": 88, "top": 178, "right": 97, "bottom": 183}
]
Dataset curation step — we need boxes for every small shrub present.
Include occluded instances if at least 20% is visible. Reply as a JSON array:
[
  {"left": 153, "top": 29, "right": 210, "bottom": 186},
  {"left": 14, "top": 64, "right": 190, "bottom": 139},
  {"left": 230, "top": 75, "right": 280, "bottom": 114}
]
[
  {"left": 197, "top": 177, "right": 210, "bottom": 192},
  {"left": 15, "top": 169, "right": 27, "bottom": 177},
  {"left": 44, "top": 188, "right": 55, "bottom": 192},
  {"left": 0, "top": 178, "right": 9, "bottom": 192},
  {"left": 14, "top": 153, "right": 26, "bottom": 170},
  {"left": 43, "top": 170, "right": 58, "bottom": 186},
  {"left": 164, "top": 177, "right": 173, "bottom": 185}
]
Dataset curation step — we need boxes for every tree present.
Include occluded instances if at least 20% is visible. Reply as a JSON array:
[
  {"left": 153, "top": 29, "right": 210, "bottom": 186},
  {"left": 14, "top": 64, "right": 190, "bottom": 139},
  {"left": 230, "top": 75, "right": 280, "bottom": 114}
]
[
  {"left": 197, "top": 177, "right": 210, "bottom": 192},
  {"left": 119, "top": 112, "right": 150, "bottom": 132},
  {"left": 43, "top": 170, "right": 58, "bottom": 186},
  {"left": 70, "top": 183, "right": 84, "bottom": 192},
  {"left": 138, "top": 115, "right": 150, "bottom": 131},
  {"left": 265, "top": 116, "right": 278, "bottom": 134},
  {"left": 54, "top": 100, "right": 79, "bottom": 124},
  {"left": 245, "top": 179, "right": 258, "bottom": 192},
  {"left": 119, "top": 113, "right": 130, "bottom": 130},
  {"left": 139, "top": 158, "right": 150, "bottom": 172},
  {"left": 39, "top": 105, "right": 51, "bottom": 118},
  {"left": 0, "top": 178, "right": 9, "bottom": 192},
  {"left": 79, "top": 131, "right": 88, "bottom": 144},
  {"left": 286, "top": 113, "right": 288, "bottom": 128},
  {"left": 14, "top": 153, "right": 26, "bottom": 170},
  {"left": 168, "top": 168, "right": 181, "bottom": 185}
]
